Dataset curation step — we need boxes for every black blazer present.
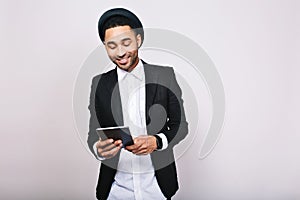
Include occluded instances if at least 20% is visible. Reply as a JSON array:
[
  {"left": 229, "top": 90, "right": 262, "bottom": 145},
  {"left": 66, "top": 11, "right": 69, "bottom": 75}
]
[{"left": 87, "top": 61, "right": 188, "bottom": 200}]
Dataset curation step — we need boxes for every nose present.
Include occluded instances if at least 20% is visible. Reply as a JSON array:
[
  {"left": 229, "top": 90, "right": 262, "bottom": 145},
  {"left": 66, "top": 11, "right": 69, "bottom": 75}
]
[{"left": 117, "top": 46, "right": 126, "bottom": 58}]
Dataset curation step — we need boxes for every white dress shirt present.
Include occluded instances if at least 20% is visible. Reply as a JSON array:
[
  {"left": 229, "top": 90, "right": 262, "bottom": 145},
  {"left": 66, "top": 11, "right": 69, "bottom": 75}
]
[{"left": 94, "top": 60, "right": 168, "bottom": 200}]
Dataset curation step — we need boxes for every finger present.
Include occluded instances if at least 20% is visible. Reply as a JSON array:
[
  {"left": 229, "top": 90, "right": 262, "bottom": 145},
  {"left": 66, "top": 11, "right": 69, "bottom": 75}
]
[
  {"left": 125, "top": 144, "right": 136, "bottom": 151},
  {"left": 98, "top": 141, "right": 122, "bottom": 155},
  {"left": 125, "top": 140, "right": 141, "bottom": 151},
  {"left": 126, "top": 142, "right": 143, "bottom": 151},
  {"left": 132, "top": 144, "right": 147, "bottom": 154},
  {"left": 134, "top": 148, "right": 149, "bottom": 155},
  {"left": 114, "top": 140, "right": 122, "bottom": 146},
  {"left": 135, "top": 146, "right": 155, "bottom": 155},
  {"left": 101, "top": 145, "right": 122, "bottom": 158},
  {"left": 96, "top": 139, "right": 114, "bottom": 148},
  {"left": 103, "top": 143, "right": 117, "bottom": 151}
]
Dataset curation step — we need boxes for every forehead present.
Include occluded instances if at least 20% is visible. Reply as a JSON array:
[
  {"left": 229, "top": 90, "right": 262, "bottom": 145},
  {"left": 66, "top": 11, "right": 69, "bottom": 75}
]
[{"left": 104, "top": 25, "right": 136, "bottom": 42}]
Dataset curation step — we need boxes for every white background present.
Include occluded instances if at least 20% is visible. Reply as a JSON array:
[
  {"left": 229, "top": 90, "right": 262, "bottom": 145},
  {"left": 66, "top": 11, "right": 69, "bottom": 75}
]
[{"left": 0, "top": 0, "right": 299, "bottom": 199}]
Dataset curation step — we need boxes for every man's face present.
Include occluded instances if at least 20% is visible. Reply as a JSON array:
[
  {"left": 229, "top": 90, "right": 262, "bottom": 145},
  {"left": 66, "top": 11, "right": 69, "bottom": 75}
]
[{"left": 104, "top": 25, "right": 142, "bottom": 72}]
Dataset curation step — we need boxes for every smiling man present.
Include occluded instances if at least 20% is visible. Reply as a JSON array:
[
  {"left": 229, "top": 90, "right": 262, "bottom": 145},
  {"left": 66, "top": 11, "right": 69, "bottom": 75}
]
[{"left": 87, "top": 8, "right": 188, "bottom": 200}]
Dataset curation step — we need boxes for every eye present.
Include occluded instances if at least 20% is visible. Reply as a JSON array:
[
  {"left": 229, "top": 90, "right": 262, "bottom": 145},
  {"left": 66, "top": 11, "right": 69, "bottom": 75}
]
[
  {"left": 123, "top": 39, "right": 132, "bottom": 47},
  {"left": 107, "top": 44, "right": 117, "bottom": 49}
]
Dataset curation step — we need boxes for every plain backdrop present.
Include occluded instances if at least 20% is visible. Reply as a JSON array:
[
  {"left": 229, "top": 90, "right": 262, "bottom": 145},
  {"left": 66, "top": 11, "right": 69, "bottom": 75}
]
[{"left": 0, "top": 0, "right": 299, "bottom": 199}]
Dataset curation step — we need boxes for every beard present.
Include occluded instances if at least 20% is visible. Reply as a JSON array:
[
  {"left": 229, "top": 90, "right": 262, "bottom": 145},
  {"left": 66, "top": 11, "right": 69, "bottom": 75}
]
[{"left": 111, "top": 49, "right": 139, "bottom": 72}]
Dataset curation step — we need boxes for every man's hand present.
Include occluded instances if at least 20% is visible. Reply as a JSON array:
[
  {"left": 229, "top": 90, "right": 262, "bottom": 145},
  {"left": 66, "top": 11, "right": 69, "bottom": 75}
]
[
  {"left": 96, "top": 139, "right": 122, "bottom": 159},
  {"left": 126, "top": 135, "right": 157, "bottom": 155}
]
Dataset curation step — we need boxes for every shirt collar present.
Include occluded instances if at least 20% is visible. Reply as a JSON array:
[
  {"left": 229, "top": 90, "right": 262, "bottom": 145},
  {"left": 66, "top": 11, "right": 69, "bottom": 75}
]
[{"left": 117, "top": 59, "right": 144, "bottom": 82}]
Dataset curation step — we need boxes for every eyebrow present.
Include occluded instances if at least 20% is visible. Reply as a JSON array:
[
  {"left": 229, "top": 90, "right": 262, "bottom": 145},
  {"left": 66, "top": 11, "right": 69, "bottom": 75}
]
[{"left": 121, "top": 38, "right": 131, "bottom": 42}]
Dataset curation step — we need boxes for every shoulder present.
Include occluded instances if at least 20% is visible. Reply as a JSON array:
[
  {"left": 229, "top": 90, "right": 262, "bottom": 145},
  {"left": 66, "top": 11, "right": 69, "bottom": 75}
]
[
  {"left": 143, "top": 62, "right": 175, "bottom": 75},
  {"left": 91, "top": 68, "right": 116, "bottom": 83}
]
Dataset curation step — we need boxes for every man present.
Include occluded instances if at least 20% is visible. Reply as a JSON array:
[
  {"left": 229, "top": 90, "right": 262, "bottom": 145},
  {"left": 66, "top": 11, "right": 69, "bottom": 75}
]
[{"left": 87, "top": 8, "right": 188, "bottom": 200}]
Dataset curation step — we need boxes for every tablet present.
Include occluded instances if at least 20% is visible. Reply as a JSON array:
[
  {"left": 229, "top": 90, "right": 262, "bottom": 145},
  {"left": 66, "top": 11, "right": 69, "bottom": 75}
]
[{"left": 96, "top": 126, "right": 134, "bottom": 147}]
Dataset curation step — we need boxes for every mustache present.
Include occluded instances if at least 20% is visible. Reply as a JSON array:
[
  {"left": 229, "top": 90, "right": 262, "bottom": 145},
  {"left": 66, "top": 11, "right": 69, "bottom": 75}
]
[{"left": 114, "top": 53, "right": 130, "bottom": 61}]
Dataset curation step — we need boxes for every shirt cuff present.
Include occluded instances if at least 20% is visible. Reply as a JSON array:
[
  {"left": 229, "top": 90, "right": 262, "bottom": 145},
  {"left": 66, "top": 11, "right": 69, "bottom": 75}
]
[
  {"left": 93, "top": 142, "right": 106, "bottom": 161},
  {"left": 156, "top": 133, "right": 168, "bottom": 151}
]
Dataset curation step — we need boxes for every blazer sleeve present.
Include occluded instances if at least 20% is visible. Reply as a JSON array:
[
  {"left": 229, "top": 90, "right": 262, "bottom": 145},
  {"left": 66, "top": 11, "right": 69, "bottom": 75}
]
[
  {"left": 87, "top": 76, "right": 101, "bottom": 158},
  {"left": 164, "top": 67, "right": 188, "bottom": 147}
]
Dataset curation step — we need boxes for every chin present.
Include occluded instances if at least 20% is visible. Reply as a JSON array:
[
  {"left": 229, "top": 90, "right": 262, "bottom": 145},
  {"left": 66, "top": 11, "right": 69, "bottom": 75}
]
[{"left": 117, "top": 64, "right": 130, "bottom": 70}]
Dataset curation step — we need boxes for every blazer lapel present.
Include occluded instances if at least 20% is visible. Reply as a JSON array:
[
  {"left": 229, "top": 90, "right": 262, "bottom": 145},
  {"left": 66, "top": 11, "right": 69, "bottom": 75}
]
[
  {"left": 144, "top": 62, "right": 158, "bottom": 125},
  {"left": 105, "top": 68, "right": 124, "bottom": 126}
]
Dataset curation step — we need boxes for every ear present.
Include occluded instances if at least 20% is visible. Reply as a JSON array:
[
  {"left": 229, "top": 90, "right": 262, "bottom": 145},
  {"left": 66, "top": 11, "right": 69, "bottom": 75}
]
[{"left": 136, "top": 34, "right": 142, "bottom": 48}]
